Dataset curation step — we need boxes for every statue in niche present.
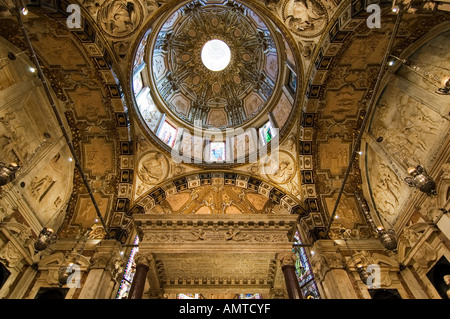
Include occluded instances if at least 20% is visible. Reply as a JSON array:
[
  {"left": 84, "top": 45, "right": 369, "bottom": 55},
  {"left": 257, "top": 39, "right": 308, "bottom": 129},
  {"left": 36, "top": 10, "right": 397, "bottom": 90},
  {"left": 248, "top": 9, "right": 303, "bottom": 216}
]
[{"left": 444, "top": 275, "right": 450, "bottom": 299}]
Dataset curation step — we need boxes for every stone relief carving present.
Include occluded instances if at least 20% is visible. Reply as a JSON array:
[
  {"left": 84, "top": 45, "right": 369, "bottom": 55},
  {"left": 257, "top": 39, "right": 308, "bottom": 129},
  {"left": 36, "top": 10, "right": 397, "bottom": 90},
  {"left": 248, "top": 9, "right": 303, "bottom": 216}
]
[
  {"left": 142, "top": 229, "right": 288, "bottom": 243},
  {"left": 309, "top": 252, "right": 329, "bottom": 282},
  {"left": 30, "top": 175, "right": 54, "bottom": 201},
  {"left": 0, "top": 199, "right": 13, "bottom": 222},
  {"left": 0, "top": 0, "right": 14, "bottom": 17},
  {"left": 97, "top": 0, "right": 143, "bottom": 38},
  {"left": 371, "top": 162, "right": 404, "bottom": 224},
  {"left": 371, "top": 86, "right": 446, "bottom": 165},
  {"left": 262, "top": 150, "right": 296, "bottom": 184},
  {"left": 398, "top": 224, "right": 438, "bottom": 268},
  {"left": 0, "top": 111, "right": 30, "bottom": 164},
  {"left": 263, "top": 0, "right": 281, "bottom": 11},
  {"left": 0, "top": 241, "right": 22, "bottom": 268},
  {"left": 138, "top": 151, "right": 169, "bottom": 185},
  {"left": 282, "top": 0, "right": 327, "bottom": 38},
  {"left": 81, "top": 0, "right": 103, "bottom": 16}
]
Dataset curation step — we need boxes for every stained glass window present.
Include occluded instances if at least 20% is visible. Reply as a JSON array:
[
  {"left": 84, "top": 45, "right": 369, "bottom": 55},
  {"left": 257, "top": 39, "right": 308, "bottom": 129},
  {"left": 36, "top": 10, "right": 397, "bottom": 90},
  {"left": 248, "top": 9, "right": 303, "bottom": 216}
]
[
  {"left": 116, "top": 235, "right": 139, "bottom": 299},
  {"left": 158, "top": 121, "right": 178, "bottom": 148},
  {"left": 292, "top": 230, "right": 320, "bottom": 299},
  {"left": 259, "top": 121, "right": 274, "bottom": 145},
  {"left": 235, "top": 294, "right": 262, "bottom": 299},
  {"left": 177, "top": 294, "right": 203, "bottom": 299},
  {"left": 288, "top": 69, "right": 297, "bottom": 94},
  {"left": 137, "top": 88, "right": 161, "bottom": 132},
  {"left": 209, "top": 141, "right": 225, "bottom": 162},
  {"left": 133, "top": 71, "right": 144, "bottom": 95}
]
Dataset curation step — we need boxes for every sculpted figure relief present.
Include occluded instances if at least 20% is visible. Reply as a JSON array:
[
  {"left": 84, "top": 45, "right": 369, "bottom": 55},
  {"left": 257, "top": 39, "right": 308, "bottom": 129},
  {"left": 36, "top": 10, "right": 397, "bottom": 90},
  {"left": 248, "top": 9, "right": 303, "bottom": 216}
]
[
  {"left": 98, "top": 0, "right": 142, "bottom": 37},
  {"left": 263, "top": 151, "right": 295, "bottom": 184},
  {"left": 138, "top": 152, "right": 168, "bottom": 184},
  {"left": 283, "top": 0, "right": 327, "bottom": 37}
]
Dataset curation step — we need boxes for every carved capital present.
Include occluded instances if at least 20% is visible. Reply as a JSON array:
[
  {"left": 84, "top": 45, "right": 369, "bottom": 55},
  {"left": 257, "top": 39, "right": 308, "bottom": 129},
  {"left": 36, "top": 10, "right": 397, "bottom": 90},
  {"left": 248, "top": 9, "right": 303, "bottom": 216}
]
[
  {"left": 134, "top": 253, "right": 151, "bottom": 268},
  {"left": 309, "top": 253, "right": 330, "bottom": 283},
  {"left": 270, "top": 288, "right": 287, "bottom": 299},
  {"left": 277, "top": 252, "right": 297, "bottom": 268},
  {"left": 147, "top": 288, "right": 164, "bottom": 299}
]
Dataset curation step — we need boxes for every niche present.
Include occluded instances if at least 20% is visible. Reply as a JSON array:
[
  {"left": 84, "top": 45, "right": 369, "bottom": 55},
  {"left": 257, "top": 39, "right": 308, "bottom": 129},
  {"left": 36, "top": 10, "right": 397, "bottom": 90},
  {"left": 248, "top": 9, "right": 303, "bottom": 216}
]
[
  {"left": 368, "top": 288, "right": 401, "bottom": 299},
  {"left": 35, "top": 287, "right": 69, "bottom": 299},
  {"left": 426, "top": 256, "right": 450, "bottom": 299},
  {"left": 0, "top": 262, "right": 11, "bottom": 289}
]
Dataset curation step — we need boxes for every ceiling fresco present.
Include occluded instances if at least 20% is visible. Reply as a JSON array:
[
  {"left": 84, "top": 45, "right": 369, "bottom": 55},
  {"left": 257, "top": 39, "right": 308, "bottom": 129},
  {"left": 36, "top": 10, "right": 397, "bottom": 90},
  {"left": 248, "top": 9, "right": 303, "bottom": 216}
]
[{"left": 0, "top": 0, "right": 448, "bottom": 247}]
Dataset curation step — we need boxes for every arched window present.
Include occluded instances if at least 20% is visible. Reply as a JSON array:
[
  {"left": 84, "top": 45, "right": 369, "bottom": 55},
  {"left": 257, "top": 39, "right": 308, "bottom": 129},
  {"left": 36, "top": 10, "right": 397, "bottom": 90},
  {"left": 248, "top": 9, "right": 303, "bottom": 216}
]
[
  {"left": 35, "top": 288, "right": 68, "bottom": 299},
  {"left": 116, "top": 235, "right": 140, "bottom": 299},
  {"left": 292, "top": 230, "right": 320, "bottom": 299}
]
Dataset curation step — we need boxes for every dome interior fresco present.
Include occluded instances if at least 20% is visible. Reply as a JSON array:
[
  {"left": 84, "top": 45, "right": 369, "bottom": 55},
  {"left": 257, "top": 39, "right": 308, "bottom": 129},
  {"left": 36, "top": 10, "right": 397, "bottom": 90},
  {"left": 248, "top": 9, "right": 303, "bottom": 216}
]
[
  {"left": 131, "top": 0, "right": 300, "bottom": 166},
  {"left": 152, "top": 0, "right": 280, "bottom": 129}
]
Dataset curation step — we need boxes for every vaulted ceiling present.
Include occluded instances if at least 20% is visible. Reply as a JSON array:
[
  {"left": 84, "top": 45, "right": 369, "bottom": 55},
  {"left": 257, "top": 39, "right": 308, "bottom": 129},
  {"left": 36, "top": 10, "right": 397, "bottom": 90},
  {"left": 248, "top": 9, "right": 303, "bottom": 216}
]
[{"left": 0, "top": 0, "right": 449, "bottom": 248}]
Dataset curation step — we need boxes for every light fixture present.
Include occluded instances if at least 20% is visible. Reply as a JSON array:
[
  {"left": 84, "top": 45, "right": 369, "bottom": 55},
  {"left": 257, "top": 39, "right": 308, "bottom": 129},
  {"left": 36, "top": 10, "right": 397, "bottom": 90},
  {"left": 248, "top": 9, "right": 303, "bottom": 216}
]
[
  {"left": 28, "top": 66, "right": 35, "bottom": 73},
  {"left": 14, "top": 7, "right": 111, "bottom": 238},
  {"left": 356, "top": 264, "right": 370, "bottom": 285},
  {"left": 34, "top": 227, "right": 57, "bottom": 252},
  {"left": 21, "top": 7, "right": 28, "bottom": 15},
  {"left": 0, "top": 162, "right": 20, "bottom": 186},
  {"left": 376, "top": 226, "right": 398, "bottom": 251},
  {"left": 355, "top": 189, "right": 397, "bottom": 250},
  {"left": 404, "top": 164, "right": 437, "bottom": 196},
  {"left": 58, "top": 263, "right": 78, "bottom": 286},
  {"left": 436, "top": 78, "right": 450, "bottom": 95},
  {"left": 324, "top": 12, "right": 403, "bottom": 238},
  {"left": 58, "top": 228, "right": 91, "bottom": 286}
]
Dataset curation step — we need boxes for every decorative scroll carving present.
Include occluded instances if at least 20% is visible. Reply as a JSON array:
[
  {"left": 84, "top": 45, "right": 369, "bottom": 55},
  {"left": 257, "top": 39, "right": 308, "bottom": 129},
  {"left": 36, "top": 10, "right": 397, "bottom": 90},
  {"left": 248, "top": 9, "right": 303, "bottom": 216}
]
[
  {"left": 0, "top": 241, "right": 22, "bottom": 268},
  {"left": 142, "top": 229, "right": 288, "bottom": 243}
]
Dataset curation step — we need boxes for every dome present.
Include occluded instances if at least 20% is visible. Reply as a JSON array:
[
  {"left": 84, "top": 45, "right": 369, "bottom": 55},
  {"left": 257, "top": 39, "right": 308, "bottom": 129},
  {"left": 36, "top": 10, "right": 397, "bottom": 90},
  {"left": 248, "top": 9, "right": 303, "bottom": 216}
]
[
  {"left": 131, "top": 0, "right": 300, "bottom": 165},
  {"left": 152, "top": 1, "right": 278, "bottom": 129}
]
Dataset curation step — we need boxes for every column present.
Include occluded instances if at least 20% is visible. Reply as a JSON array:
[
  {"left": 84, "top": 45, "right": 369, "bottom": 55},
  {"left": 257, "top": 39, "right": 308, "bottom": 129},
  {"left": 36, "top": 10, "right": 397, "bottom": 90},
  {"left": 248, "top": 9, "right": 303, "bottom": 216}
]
[
  {"left": 310, "top": 241, "right": 358, "bottom": 299},
  {"left": 78, "top": 240, "right": 124, "bottom": 299},
  {"left": 128, "top": 254, "right": 149, "bottom": 299},
  {"left": 278, "top": 253, "right": 303, "bottom": 299}
]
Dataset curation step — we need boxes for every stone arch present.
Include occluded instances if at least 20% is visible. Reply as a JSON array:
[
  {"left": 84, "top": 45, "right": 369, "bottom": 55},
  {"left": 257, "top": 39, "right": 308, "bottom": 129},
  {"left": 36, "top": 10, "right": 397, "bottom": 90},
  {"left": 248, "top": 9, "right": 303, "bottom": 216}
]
[{"left": 128, "top": 171, "right": 308, "bottom": 216}]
